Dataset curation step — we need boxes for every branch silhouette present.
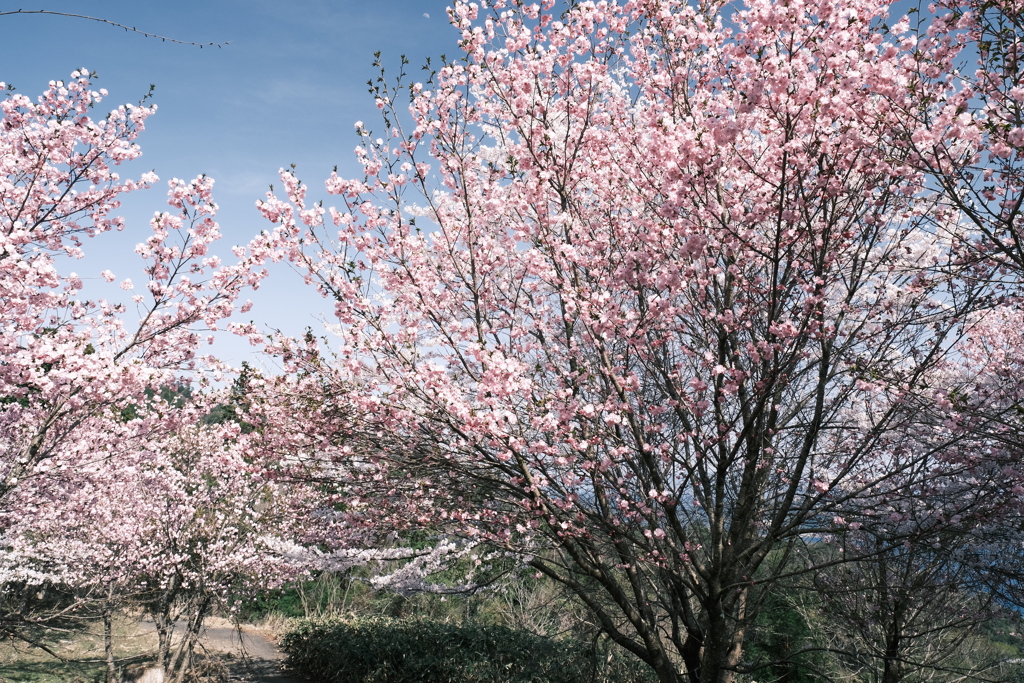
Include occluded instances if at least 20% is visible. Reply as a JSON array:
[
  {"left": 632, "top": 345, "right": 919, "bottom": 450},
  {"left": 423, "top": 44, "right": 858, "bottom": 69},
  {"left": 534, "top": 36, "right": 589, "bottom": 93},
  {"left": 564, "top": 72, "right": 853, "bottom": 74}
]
[{"left": 0, "top": 9, "right": 227, "bottom": 47}]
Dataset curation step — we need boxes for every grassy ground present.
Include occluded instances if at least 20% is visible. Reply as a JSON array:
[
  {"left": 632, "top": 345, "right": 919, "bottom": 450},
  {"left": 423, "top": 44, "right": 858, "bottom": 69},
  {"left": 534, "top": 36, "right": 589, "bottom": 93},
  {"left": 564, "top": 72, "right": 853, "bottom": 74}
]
[
  {"left": 0, "top": 615, "right": 158, "bottom": 683},
  {"left": 0, "top": 615, "right": 299, "bottom": 683}
]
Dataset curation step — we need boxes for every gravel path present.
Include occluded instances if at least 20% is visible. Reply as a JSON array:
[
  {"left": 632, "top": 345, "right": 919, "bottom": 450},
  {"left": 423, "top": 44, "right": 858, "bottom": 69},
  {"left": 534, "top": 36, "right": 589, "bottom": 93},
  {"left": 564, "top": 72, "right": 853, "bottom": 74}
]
[
  {"left": 137, "top": 620, "right": 303, "bottom": 683},
  {"left": 201, "top": 624, "right": 302, "bottom": 683}
]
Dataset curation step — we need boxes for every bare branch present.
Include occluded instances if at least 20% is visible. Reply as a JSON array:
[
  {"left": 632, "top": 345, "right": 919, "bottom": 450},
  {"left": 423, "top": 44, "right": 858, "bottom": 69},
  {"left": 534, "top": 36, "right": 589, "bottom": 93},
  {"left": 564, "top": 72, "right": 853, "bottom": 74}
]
[{"left": 0, "top": 10, "right": 228, "bottom": 47}]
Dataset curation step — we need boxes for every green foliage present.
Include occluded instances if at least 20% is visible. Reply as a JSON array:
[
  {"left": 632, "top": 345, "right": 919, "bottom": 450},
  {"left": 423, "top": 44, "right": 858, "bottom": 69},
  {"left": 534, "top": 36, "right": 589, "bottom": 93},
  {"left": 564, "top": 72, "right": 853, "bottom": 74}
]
[
  {"left": 281, "top": 616, "right": 605, "bottom": 683},
  {"left": 119, "top": 382, "right": 193, "bottom": 421},
  {"left": 234, "top": 570, "right": 377, "bottom": 622},
  {"left": 744, "top": 589, "right": 820, "bottom": 683},
  {"left": 200, "top": 362, "right": 258, "bottom": 433},
  {"left": 237, "top": 586, "right": 308, "bottom": 620}
]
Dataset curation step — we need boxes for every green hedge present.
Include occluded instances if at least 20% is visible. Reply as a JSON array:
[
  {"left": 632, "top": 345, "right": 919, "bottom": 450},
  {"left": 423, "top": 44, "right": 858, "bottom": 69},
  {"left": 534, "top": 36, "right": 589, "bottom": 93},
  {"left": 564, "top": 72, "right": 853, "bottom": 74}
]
[{"left": 281, "top": 616, "right": 602, "bottom": 683}]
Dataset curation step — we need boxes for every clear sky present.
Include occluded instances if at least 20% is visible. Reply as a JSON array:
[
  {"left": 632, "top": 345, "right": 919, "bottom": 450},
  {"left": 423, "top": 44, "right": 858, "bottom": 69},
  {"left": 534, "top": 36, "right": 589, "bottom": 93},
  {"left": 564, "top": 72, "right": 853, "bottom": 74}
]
[{"left": 2, "top": 0, "right": 459, "bottom": 366}]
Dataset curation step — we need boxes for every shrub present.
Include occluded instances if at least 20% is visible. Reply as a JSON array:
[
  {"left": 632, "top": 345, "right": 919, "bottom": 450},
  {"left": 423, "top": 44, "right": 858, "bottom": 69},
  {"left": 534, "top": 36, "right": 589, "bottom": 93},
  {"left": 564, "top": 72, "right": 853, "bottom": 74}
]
[{"left": 281, "top": 616, "right": 602, "bottom": 683}]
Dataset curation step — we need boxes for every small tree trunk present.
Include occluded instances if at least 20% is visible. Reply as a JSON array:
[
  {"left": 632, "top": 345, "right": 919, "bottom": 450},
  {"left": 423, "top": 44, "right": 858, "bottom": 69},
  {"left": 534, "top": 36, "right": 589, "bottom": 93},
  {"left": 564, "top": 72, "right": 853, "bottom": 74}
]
[
  {"left": 150, "top": 575, "right": 181, "bottom": 672},
  {"left": 681, "top": 629, "right": 704, "bottom": 683},
  {"left": 698, "top": 594, "right": 748, "bottom": 683},
  {"left": 169, "top": 595, "right": 211, "bottom": 683},
  {"left": 169, "top": 631, "right": 198, "bottom": 683},
  {"left": 650, "top": 650, "right": 684, "bottom": 683},
  {"left": 104, "top": 604, "right": 116, "bottom": 683},
  {"left": 153, "top": 606, "right": 173, "bottom": 672},
  {"left": 881, "top": 630, "right": 903, "bottom": 683}
]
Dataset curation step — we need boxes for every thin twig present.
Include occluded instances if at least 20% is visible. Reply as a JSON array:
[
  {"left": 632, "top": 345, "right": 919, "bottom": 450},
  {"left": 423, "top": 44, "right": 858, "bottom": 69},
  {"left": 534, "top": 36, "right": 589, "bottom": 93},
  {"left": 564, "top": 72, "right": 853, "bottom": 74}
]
[{"left": 0, "top": 10, "right": 228, "bottom": 47}]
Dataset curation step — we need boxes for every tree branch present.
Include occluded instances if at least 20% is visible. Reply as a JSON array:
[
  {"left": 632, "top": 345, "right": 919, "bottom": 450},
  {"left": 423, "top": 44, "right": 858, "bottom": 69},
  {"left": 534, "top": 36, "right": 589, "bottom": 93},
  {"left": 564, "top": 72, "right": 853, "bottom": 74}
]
[{"left": 0, "top": 10, "right": 227, "bottom": 47}]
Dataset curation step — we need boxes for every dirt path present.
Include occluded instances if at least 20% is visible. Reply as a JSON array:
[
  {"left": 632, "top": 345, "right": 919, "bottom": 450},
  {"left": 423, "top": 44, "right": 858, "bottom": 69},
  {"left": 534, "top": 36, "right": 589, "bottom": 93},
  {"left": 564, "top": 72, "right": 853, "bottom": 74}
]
[{"left": 137, "top": 619, "right": 303, "bottom": 683}]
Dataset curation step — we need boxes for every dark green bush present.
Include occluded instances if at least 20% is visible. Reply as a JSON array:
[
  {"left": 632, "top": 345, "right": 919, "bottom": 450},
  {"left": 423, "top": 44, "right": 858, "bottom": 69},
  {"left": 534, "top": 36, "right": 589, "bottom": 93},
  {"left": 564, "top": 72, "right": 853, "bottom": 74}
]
[{"left": 281, "top": 616, "right": 602, "bottom": 683}]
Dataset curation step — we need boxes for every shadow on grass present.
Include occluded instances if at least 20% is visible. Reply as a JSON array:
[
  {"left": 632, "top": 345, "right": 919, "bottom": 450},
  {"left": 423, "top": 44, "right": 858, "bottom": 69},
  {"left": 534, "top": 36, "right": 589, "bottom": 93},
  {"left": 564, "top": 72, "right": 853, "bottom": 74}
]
[
  {"left": 0, "top": 658, "right": 104, "bottom": 682},
  {"left": 0, "top": 615, "right": 156, "bottom": 683}
]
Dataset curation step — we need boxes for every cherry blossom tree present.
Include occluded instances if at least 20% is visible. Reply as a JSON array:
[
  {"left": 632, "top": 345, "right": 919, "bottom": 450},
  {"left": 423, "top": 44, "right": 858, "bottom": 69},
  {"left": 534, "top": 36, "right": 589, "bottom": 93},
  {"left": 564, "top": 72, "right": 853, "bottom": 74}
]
[
  {"left": 884, "top": 0, "right": 1024, "bottom": 627},
  {"left": 0, "top": 71, "right": 268, "bottom": 507},
  {"left": 0, "top": 72, "right": 290, "bottom": 681},
  {"left": 904, "top": 0, "right": 1023, "bottom": 279},
  {"left": 0, "top": 401, "right": 321, "bottom": 683},
  {"left": 252, "top": 1, "right": 1011, "bottom": 681}
]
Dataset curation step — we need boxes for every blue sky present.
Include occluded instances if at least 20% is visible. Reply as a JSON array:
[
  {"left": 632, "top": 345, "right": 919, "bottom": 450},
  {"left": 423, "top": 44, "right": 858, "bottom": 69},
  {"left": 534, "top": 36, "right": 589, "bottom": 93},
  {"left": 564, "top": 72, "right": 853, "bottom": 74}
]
[{"left": 2, "top": 1, "right": 459, "bottom": 365}]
